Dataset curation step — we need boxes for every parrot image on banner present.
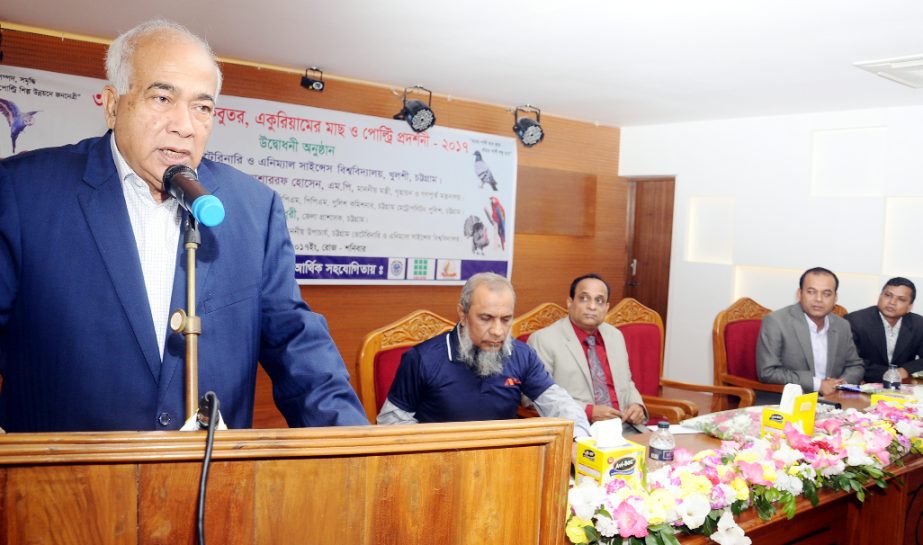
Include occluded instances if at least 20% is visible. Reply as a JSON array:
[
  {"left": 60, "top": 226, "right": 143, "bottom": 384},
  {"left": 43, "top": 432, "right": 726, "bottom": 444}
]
[
  {"left": 0, "top": 98, "right": 40, "bottom": 155},
  {"left": 484, "top": 196, "right": 506, "bottom": 250},
  {"left": 463, "top": 215, "right": 490, "bottom": 254},
  {"left": 473, "top": 150, "right": 498, "bottom": 191}
]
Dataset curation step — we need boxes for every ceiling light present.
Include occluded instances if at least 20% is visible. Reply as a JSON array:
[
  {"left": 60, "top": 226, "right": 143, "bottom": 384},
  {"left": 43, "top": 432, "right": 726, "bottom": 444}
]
[
  {"left": 513, "top": 105, "right": 544, "bottom": 147},
  {"left": 394, "top": 85, "right": 436, "bottom": 132}
]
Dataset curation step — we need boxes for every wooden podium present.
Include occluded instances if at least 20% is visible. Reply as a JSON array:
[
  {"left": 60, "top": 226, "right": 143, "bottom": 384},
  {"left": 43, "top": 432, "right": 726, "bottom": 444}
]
[{"left": 0, "top": 418, "right": 573, "bottom": 545}]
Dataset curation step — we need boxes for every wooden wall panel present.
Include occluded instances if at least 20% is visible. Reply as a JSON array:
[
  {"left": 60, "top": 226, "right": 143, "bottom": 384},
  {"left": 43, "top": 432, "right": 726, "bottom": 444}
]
[{"left": 2, "top": 26, "right": 625, "bottom": 429}]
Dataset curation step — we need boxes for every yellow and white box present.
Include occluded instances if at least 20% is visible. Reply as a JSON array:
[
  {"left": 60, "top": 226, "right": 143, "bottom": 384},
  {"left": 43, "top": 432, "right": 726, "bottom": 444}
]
[
  {"left": 575, "top": 437, "right": 645, "bottom": 487},
  {"left": 761, "top": 390, "right": 818, "bottom": 436}
]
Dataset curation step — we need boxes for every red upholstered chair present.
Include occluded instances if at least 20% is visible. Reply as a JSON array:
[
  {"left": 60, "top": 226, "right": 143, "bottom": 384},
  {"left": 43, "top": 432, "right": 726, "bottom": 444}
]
[
  {"left": 355, "top": 310, "right": 454, "bottom": 422},
  {"left": 511, "top": 303, "right": 568, "bottom": 342},
  {"left": 607, "top": 298, "right": 754, "bottom": 422},
  {"left": 510, "top": 303, "right": 568, "bottom": 418},
  {"left": 832, "top": 304, "right": 848, "bottom": 318},
  {"left": 712, "top": 297, "right": 782, "bottom": 410}
]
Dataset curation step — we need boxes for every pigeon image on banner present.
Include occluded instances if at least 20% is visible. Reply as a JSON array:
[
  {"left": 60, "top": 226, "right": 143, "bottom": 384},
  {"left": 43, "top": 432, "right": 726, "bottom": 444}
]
[
  {"left": 473, "top": 151, "right": 498, "bottom": 191},
  {"left": 0, "top": 98, "right": 40, "bottom": 155},
  {"left": 463, "top": 215, "right": 490, "bottom": 254},
  {"left": 484, "top": 196, "right": 506, "bottom": 250}
]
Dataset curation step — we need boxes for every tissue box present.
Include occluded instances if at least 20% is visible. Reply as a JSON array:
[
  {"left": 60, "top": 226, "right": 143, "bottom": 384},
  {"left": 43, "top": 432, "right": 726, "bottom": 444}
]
[
  {"left": 574, "top": 437, "right": 645, "bottom": 487},
  {"left": 870, "top": 391, "right": 914, "bottom": 408},
  {"left": 761, "top": 391, "right": 818, "bottom": 436}
]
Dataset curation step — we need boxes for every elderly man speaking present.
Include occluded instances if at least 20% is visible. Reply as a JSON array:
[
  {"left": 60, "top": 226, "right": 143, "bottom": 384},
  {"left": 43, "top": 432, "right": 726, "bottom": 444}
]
[{"left": 377, "top": 273, "right": 589, "bottom": 438}]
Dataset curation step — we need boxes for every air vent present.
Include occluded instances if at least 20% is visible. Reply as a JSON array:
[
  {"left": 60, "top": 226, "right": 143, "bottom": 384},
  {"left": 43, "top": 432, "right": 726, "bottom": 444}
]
[{"left": 854, "top": 54, "right": 923, "bottom": 88}]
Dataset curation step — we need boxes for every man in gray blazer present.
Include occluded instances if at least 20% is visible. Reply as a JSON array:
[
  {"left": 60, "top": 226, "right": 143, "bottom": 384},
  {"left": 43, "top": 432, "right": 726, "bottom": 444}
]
[
  {"left": 528, "top": 274, "right": 647, "bottom": 426},
  {"left": 756, "top": 267, "right": 865, "bottom": 396}
]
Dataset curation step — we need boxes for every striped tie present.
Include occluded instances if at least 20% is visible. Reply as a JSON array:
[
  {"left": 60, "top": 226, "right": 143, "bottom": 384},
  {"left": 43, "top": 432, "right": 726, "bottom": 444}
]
[{"left": 586, "top": 335, "right": 611, "bottom": 406}]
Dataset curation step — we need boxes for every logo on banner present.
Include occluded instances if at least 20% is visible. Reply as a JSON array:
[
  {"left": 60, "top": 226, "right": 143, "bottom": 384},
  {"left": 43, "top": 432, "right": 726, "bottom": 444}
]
[
  {"left": 436, "top": 259, "right": 460, "bottom": 280},
  {"left": 409, "top": 258, "right": 434, "bottom": 280},
  {"left": 388, "top": 258, "right": 406, "bottom": 280}
]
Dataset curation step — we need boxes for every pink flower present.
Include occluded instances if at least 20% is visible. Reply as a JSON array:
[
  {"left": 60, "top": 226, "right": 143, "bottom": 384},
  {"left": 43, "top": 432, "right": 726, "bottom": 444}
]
[
  {"left": 673, "top": 448, "right": 694, "bottom": 466},
  {"left": 816, "top": 418, "right": 842, "bottom": 435},
  {"left": 612, "top": 502, "right": 649, "bottom": 538},
  {"left": 783, "top": 423, "right": 813, "bottom": 451},
  {"left": 737, "top": 461, "right": 771, "bottom": 486}
]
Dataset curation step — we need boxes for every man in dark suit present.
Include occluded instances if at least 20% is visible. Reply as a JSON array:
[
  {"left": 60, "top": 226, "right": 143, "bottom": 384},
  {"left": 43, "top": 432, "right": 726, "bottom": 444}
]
[
  {"left": 846, "top": 277, "right": 923, "bottom": 384},
  {"left": 756, "top": 267, "right": 865, "bottom": 397},
  {"left": 0, "top": 19, "right": 368, "bottom": 431}
]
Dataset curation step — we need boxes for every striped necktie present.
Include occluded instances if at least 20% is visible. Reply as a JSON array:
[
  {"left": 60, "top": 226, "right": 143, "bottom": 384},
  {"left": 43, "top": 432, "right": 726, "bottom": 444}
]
[{"left": 586, "top": 335, "right": 611, "bottom": 406}]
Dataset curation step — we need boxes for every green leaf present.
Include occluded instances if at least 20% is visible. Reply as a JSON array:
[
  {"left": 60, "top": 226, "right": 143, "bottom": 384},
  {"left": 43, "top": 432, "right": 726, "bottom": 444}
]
[
  {"left": 585, "top": 525, "right": 601, "bottom": 541},
  {"left": 804, "top": 480, "right": 819, "bottom": 506},
  {"left": 782, "top": 493, "right": 797, "bottom": 519},
  {"left": 660, "top": 531, "right": 682, "bottom": 545},
  {"left": 643, "top": 534, "right": 659, "bottom": 545}
]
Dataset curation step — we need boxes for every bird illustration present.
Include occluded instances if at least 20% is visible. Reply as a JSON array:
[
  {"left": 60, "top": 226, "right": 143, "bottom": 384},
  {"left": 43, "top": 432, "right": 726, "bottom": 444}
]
[
  {"left": 473, "top": 151, "right": 498, "bottom": 191},
  {"left": 484, "top": 196, "right": 506, "bottom": 250},
  {"left": 463, "top": 215, "right": 490, "bottom": 254},
  {"left": 0, "top": 98, "right": 40, "bottom": 155}
]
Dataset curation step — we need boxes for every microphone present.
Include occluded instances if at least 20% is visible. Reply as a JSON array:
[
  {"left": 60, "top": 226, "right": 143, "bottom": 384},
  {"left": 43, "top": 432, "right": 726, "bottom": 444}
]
[{"left": 162, "top": 165, "right": 225, "bottom": 227}]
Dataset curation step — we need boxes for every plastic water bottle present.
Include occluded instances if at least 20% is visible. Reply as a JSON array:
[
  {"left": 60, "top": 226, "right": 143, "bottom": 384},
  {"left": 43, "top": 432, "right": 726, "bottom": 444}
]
[
  {"left": 883, "top": 364, "right": 902, "bottom": 390},
  {"left": 647, "top": 421, "right": 675, "bottom": 472}
]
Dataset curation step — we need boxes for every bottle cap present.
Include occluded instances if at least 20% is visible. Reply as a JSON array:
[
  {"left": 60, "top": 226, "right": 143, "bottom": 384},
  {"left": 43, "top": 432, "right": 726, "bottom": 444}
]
[{"left": 657, "top": 421, "right": 669, "bottom": 429}]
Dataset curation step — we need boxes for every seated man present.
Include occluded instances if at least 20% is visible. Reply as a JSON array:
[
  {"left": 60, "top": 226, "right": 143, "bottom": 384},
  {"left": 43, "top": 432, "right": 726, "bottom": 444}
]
[
  {"left": 756, "top": 267, "right": 864, "bottom": 397},
  {"left": 846, "top": 277, "right": 923, "bottom": 383},
  {"left": 377, "top": 272, "right": 590, "bottom": 438},
  {"left": 527, "top": 274, "right": 647, "bottom": 430}
]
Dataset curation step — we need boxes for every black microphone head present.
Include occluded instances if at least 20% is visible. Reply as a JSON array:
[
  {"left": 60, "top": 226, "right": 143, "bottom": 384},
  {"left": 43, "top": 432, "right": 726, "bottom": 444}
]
[{"left": 162, "top": 164, "right": 197, "bottom": 189}]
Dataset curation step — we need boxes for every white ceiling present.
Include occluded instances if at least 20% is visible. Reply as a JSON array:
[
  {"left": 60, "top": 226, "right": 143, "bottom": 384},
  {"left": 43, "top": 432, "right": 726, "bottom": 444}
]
[{"left": 5, "top": 0, "right": 923, "bottom": 127}]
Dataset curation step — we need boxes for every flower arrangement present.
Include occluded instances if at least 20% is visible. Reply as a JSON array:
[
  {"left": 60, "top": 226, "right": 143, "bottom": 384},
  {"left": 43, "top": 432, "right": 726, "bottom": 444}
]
[{"left": 565, "top": 401, "right": 923, "bottom": 545}]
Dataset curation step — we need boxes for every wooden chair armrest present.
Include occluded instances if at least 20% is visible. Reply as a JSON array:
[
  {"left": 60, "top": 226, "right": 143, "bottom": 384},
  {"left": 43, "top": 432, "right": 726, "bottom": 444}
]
[
  {"left": 661, "top": 379, "right": 756, "bottom": 408},
  {"left": 641, "top": 395, "right": 698, "bottom": 419},
  {"left": 717, "top": 374, "right": 785, "bottom": 394},
  {"left": 644, "top": 402, "right": 687, "bottom": 424}
]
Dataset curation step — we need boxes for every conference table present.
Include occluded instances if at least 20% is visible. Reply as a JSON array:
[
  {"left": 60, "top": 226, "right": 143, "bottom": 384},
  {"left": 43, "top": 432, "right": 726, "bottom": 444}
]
[{"left": 629, "top": 388, "right": 923, "bottom": 545}]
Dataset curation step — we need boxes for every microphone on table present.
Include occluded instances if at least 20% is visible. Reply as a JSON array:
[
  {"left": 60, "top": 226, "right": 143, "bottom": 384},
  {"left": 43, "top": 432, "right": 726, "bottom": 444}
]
[{"left": 162, "top": 165, "right": 225, "bottom": 227}]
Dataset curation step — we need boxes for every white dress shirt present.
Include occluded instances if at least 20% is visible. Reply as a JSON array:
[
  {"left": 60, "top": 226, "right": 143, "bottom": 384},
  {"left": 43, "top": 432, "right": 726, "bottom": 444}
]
[
  {"left": 804, "top": 313, "right": 830, "bottom": 392},
  {"left": 110, "top": 136, "right": 181, "bottom": 361},
  {"left": 880, "top": 312, "right": 903, "bottom": 364}
]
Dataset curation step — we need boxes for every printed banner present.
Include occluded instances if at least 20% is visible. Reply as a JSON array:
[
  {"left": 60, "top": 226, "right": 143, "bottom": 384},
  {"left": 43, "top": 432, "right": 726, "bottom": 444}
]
[{"left": 0, "top": 66, "right": 517, "bottom": 285}]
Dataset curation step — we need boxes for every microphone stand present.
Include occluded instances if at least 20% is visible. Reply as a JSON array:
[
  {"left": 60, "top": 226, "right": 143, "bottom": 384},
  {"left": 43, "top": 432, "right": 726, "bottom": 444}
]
[{"left": 171, "top": 215, "right": 225, "bottom": 431}]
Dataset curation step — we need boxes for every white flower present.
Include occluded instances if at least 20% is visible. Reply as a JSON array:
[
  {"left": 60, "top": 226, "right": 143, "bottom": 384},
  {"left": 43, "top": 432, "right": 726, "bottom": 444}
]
[
  {"left": 595, "top": 515, "right": 618, "bottom": 538},
  {"left": 897, "top": 419, "right": 923, "bottom": 439},
  {"left": 710, "top": 511, "right": 752, "bottom": 545},
  {"left": 819, "top": 459, "right": 846, "bottom": 478},
  {"left": 845, "top": 445, "right": 875, "bottom": 468},
  {"left": 568, "top": 479, "right": 606, "bottom": 520},
  {"left": 678, "top": 492, "right": 711, "bottom": 529},
  {"left": 773, "top": 472, "right": 803, "bottom": 496},
  {"left": 789, "top": 463, "right": 816, "bottom": 481},
  {"left": 772, "top": 443, "right": 804, "bottom": 467}
]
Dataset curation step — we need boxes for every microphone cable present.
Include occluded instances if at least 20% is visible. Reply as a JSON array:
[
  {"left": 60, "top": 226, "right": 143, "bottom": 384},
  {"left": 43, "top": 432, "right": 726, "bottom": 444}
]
[{"left": 196, "top": 391, "right": 219, "bottom": 545}]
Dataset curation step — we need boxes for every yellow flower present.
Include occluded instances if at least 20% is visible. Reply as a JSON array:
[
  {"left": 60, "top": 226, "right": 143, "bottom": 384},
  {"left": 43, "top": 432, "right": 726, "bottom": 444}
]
[
  {"left": 735, "top": 450, "right": 758, "bottom": 463},
  {"left": 730, "top": 477, "right": 750, "bottom": 501},
  {"left": 565, "top": 516, "right": 593, "bottom": 544},
  {"left": 760, "top": 462, "right": 777, "bottom": 483},
  {"left": 679, "top": 472, "right": 713, "bottom": 496},
  {"left": 693, "top": 449, "right": 717, "bottom": 461},
  {"left": 716, "top": 465, "right": 731, "bottom": 481},
  {"left": 644, "top": 488, "right": 675, "bottom": 525},
  {"left": 912, "top": 437, "right": 923, "bottom": 454}
]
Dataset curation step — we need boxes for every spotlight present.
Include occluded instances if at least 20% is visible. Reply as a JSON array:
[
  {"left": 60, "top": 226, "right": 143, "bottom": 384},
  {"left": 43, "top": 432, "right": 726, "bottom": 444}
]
[
  {"left": 394, "top": 85, "right": 436, "bottom": 132},
  {"left": 513, "top": 105, "right": 544, "bottom": 147},
  {"left": 301, "top": 67, "right": 324, "bottom": 92}
]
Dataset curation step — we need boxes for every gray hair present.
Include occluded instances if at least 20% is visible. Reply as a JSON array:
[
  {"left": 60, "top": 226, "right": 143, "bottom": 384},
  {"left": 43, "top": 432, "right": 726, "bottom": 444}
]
[
  {"left": 459, "top": 272, "right": 515, "bottom": 313},
  {"left": 106, "top": 19, "right": 223, "bottom": 98}
]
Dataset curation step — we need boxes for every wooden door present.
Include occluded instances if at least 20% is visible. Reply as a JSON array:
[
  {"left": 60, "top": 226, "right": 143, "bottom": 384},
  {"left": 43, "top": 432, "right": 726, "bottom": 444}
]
[{"left": 625, "top": 178, "right": 675, "bottom": 326}]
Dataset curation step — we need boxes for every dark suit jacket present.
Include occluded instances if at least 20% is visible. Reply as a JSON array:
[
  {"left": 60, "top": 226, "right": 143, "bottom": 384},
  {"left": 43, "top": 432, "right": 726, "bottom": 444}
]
[
  {"left": 756, "top": 303, "right": 865, "bottom": 392},
  {"left": 845, "top": 306, "right": 923, "bottom": 383},
  {"left": 0, "top": 134, "right": 368, "bottom": 431}
]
